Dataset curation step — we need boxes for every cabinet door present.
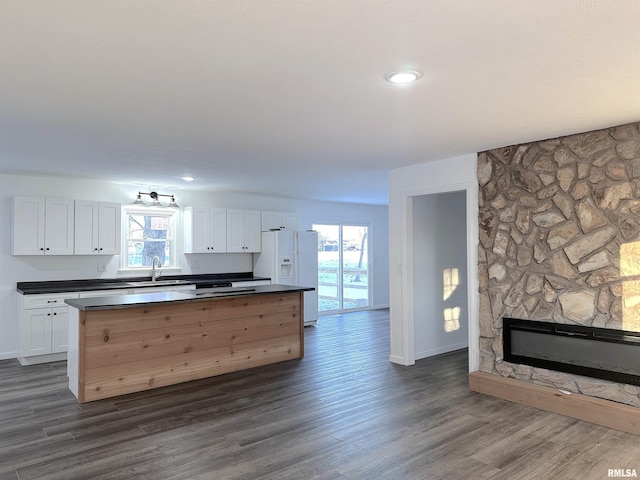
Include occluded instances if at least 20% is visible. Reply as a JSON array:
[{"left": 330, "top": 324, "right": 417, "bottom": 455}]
[
  {"left": 23, "top": 308, "right": 53, "bottom": 356},
  {"left": 261, "top": 211, "right": 282, "bottom": 231},
  {"left": 12, "top": 196, "right": 45, "bottom": 255},
  {"left": 75, "top": 200, "right": 99, "bottom": 254},
  {"left": 184, "top": 207, "right": 208, "bottom": 253},
  {"left": 261, "top": 211, "right": 299, "bottom": 231},
  {"left": 226, "top": 209, "right": 247, "bottom": 252},
  {"left": 185, "top": 207, "right": 227, "bottom": 253},
  {"left": 244, "top": 210, "right": 262, "bottom": 252},
  {"left": 281, "top": 212, "right": 299, "bottom": 231},
  {"left": 209, "top": 208, "right": 227, "bottom": 252},
  {"left": 51, "top": 307, "right": 69, "bottom": 353},
  {"left": 45, "top": 198, "right": 75, "bottom": 255},
  {"left": 227, "top": 209, "right": 261, "bottom": 252},
  {"left": 98, "top": 202, "right": 121, "bottom": 255}
]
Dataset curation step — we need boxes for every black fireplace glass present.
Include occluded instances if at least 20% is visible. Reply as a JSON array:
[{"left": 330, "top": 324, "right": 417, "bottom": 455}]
[{"left": 503, "top": 318, "right": 640, "bottom": 386}]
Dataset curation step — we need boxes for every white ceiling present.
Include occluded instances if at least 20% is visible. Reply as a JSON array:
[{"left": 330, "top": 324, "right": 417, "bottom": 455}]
[{"left": 1, "top": 1, "right": 639, "bottom": 205}]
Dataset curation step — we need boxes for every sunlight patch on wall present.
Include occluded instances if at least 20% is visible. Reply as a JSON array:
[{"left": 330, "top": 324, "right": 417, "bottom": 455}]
[
  {"left": 444, "top": 307, "right": 460, "bottom": 333},
  {"left": 619, "top": 242, "right": 640, "bottom": 332},
  {"left": 443, "top": 268, "right": 459, "bottom": 301}
]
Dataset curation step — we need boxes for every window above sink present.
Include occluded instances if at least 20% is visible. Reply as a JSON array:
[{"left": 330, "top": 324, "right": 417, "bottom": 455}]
[{"left": 122, "top": 205, "right": 178, "bottom": 272}]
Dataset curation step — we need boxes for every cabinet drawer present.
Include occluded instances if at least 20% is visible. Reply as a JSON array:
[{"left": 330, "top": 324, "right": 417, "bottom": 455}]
[{"left": 24, "top": 293, "right": 78, "bottom": 309}]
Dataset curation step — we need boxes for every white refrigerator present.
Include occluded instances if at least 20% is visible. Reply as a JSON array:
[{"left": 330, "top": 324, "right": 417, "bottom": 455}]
[{"left": 253, "top": 230, "right": 319, "bottom": 326}]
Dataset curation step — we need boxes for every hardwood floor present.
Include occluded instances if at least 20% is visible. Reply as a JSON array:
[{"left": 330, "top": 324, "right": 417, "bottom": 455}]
[{"left": 1, "top": 309, "right": 638, "bottom": 480}]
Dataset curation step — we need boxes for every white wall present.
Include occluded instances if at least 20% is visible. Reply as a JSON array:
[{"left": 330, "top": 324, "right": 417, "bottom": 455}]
[
  {"left": 388, "top": 153, "right": 478, "bottom": 368},
  {"left": 412, "top": 191, "right": 468, "bottom": 359},
  {"left": 0, "top": 173, "right": 389, "bottom": 359}
]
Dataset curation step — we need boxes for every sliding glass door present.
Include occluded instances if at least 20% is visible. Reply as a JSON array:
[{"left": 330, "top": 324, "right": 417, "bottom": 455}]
[{"left": 313, "top": 223, "right": 370, "bottom": 314}]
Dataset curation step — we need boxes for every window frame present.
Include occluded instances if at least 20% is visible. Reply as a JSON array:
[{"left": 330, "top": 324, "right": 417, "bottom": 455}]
[{"left": 120, "top": 205, "right": 180, "bottom": 272}]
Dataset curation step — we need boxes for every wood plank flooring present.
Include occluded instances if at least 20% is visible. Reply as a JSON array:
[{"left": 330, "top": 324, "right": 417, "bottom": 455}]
[{"left": 1, "top": 309, "right": 639, "bottom": 479}]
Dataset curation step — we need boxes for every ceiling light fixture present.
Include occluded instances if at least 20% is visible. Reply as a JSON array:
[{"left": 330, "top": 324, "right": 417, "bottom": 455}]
[
  {"left": 386, "top": 70, "right": 422, "bottom": 84},
  {"left": 182, "top": 176, "right": 195, "bottom": 182},
  {"left": 131, "top": 191, "right": 179, "bottom": 208}
]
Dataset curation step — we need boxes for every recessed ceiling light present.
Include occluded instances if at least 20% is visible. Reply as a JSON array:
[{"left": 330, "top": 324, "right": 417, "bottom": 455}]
[
  {"left": 386, "top": 70, "right": 422, "bottom": 84},
  {"left": 182, "top": 176, "right": 195, "bottom": 182}
]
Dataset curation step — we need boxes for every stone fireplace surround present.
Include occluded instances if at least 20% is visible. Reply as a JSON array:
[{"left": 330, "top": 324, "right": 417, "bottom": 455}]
[{"left": 477, "top": 121, "right": 640, "bottom": 408}]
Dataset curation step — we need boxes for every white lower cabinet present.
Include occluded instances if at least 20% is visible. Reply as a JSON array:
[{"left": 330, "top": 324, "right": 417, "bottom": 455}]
[
  {"left": 50, "top": 307, "right": 70, "bottom": 353},
  {"left": 23, "top": 308, "right": 55, "bottom": 356},
  {"left": 20, "top": 293, "right": 79, "bottom": 363}
]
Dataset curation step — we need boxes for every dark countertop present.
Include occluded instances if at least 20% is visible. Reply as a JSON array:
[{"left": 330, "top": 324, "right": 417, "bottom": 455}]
[
  {"left": 64, "top": 284, "right": 314, "bottom": 311},
  {"left": 17, "top": 273, "right": 271, "bottom": 295}
]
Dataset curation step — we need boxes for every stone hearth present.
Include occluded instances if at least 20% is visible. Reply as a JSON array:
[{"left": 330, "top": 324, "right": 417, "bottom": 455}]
[{"left": 478, "top": 121, "right": 640, "bottom": 407}]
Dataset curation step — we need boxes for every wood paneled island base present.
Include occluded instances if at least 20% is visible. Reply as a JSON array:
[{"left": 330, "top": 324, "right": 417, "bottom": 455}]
[{"left": 67, "top": 289, "right": 305, "bottom": 403}]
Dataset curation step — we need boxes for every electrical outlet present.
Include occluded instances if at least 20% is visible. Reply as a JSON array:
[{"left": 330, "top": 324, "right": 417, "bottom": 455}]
[{"left": 98, "top": 263, "right": 106, "bottom": 272}]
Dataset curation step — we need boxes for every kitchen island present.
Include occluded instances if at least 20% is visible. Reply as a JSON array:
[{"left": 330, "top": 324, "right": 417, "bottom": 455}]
[{"left": 65, "top": 285, "right": 312, "bottom": 403}]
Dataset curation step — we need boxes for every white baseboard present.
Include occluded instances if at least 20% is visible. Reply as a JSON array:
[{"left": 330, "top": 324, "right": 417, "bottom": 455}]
[
  {"left": 389, "top": 354, "right": 409, "bottom": 365},
  {"left": 415, "top": 342, "right": 468, "bottom": 361},
  {"left": 17, "top": 352, "right": 67, "bottom": 366},
  {"left": 0, "top": 351, "right": 19, "bottom": 361}
]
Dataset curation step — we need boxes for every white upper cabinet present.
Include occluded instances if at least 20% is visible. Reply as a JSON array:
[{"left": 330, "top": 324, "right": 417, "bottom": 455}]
[
  {"left": 183, "top": 207, "right": 227, "bottom": 253},
  {"left": 74, "top": 201, "right": 121, "bottom": 255},
  {"left": 227, "top": 209, "right": 261, "bottom": 252},
  {"left": 12, "top": 196, "right": 74, "bottom": 255},
  {"left": 98, "top": 202, "right": 122, "bottom": 255},
  {"left": 261, "top": 211, "right": 299, "bottom": 231},
  {"left": 44, "top": 198, "right": 75, "bottom": 255}
]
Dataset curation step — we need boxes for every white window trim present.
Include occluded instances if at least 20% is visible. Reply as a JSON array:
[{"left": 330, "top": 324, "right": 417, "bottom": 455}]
[{"left": 120, "top": 205, "right": 180, "bottom": 273}]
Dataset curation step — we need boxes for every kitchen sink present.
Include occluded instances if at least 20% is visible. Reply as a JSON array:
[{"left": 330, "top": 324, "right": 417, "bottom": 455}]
[{"left": 125, "top": 280, "right": 191, "bottom": 287}]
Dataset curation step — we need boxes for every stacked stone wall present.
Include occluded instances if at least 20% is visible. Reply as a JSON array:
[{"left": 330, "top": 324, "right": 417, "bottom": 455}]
[{"left": 478, "top": 122, "right": 640, "bottom": 407}]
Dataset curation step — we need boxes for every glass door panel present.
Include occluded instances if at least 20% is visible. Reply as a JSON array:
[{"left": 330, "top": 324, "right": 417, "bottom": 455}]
[
  {"left": 314, "top": 224, "right": 341, "bottom": 313},
  {"left": 342, "top": 226, "right": 369, "bottom": 310},
  {"left": 313, "top": 223, "right": 370, "bottom": 314}
]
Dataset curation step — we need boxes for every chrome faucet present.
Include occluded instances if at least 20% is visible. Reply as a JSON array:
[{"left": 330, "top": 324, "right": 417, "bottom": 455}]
[{"left": 151, "top": 256, "right": 162, "bottom": 282}]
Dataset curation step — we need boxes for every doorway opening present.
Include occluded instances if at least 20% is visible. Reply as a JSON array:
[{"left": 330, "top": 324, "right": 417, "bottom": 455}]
[
  {"left": 409, "top": 190, "right": 470, "bottom": 362},
  {"left": 312, "top": 223, "right": 370, "bottom": 314}
]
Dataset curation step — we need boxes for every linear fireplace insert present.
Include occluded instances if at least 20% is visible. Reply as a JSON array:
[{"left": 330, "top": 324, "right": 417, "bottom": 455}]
[{"left": 503, "top": 318, "right": 640, "bottom": 386}]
